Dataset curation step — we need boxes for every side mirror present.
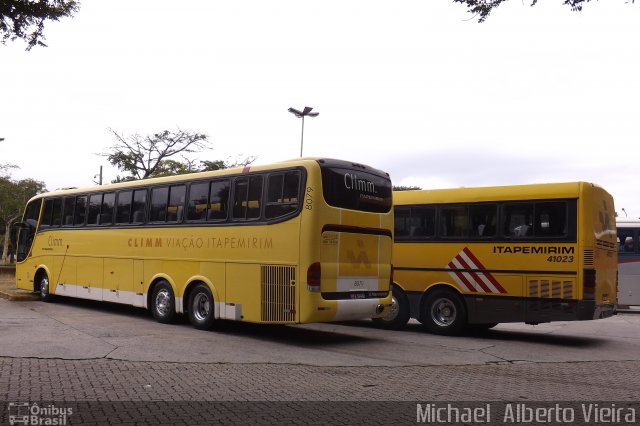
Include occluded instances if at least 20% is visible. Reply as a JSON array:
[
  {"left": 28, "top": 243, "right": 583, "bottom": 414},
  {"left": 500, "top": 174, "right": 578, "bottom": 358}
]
[{"left": 9, "top": 222, "right": 26, "bottom": 247}]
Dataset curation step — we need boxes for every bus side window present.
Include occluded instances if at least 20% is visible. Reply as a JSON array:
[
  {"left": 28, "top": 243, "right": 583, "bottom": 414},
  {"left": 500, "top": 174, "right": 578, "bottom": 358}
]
[
  {"left": 132, "top": 189, "right": 147, "bottom": 224},
  {"left": 150, "top": 187, "right": 169, "bottom": 222},
  {"left": 87, "top": 194, "right": 101, "bottom": 226},
  {"left": 394, "top": 207, "right": 410, "bottom": 238},
  {"left": 410, "top": 207, "right": 435, "bottom": 239},
  {"left": 166, "top": 185, "right": 186, "bottom": 223},
  {"left": 469, "top": 204, "right": 497, "bottom": 238},
  {"left": 100, "top": 193, "right": 115, "bottom": 226},
  {"left": 440, "top": 205, "right": 468, "bottom": 238},
  {"left": 187, "top": 181, "right": 210, "bottom": 222},
  {"left": 116, "top": 191, "right": 133, "bottom": 224},
  {"left": 247, "top": 176, "right": 263, "bottom": 219},
  {"left": 233, "top": 176, "right": 263, "bottom": 220},
  {"left": 208, "top": 180, "right": 230, "bottom": 221},
  {"left": 73, "top": 196, "right": 88, "bottom": 226},
  {"left": 62, "top": 197, "right": 75, "bottom": 227},
  {"left": 265, "top": 172, "right": 300, "bottom": 219},
  {"left": 535, "top": 201, "right": 566, "bottom": 237},
  {"left": 617, "top": 230, "right": 634, "bottom": 253},
  {"left": 52, "top": 198, "right": 63, "bottom": 227},
  {"left": 41, "top": 199, "right": 54, "bottom": 228},
  {"left": 502, "top": 203, "right": 533, "bottom": 238}
]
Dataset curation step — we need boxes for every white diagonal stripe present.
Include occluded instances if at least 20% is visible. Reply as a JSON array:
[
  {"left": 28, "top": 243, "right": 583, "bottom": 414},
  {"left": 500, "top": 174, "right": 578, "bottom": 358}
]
[
  {"left": 450, "top": 257, "right": 483, "bottom": 292},
  {"left": 458, "top": 250, "right": 500, "bottom": 294}
]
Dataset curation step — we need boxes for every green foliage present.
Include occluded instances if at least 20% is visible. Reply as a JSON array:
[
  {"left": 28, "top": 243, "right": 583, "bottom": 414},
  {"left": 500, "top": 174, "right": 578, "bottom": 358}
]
[
  {"left": 393, "top": 185, "right": 422, "bottom": 191},
  {"left": 0, "top": 174, "right": 47, "bottom": 261},
  {"left": 200, "top": 157, "right": 256, "bottom": 172},
  {"left": 453, "top": 0, "right": 634, "bottom": 23},
  {"left": 0, "top": 0, "right": 80, "bottom": 50},
  {"left": 0, "top": 175, "right": 47, "bottom": 225}
]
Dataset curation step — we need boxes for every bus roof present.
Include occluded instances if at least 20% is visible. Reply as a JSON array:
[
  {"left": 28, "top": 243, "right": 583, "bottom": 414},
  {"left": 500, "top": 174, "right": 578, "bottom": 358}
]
[
  {"left": 28, "top": 157, "right": 389, "bottom": 201},
  {"left": 393, "top": 181, "right": 606, "bottom": 205}
]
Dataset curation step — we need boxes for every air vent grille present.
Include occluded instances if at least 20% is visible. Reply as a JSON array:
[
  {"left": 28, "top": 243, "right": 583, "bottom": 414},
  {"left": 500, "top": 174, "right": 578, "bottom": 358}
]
[
  {"left": 261, "top": 265, "right": 296, "bottom": 322},
  {"left": 583, "top": 249, "right": 594, "bottom": 267}
]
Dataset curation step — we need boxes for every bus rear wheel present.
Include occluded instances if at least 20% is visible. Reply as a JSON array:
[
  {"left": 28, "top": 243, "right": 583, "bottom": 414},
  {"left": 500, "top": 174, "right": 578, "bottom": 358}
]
[
  {"left": 421, "top": 288, "right": 467, "bottom": 335},
  {"left": 372, "top": 285, "right": 410, "bottom": 329},
  {"left": 151, "top": 281, "right": 175, "bottom": 324},
  {"left": 38, "top": 272, "right": 53, "bottom": 303},
  {"left": 188, "top": 284, "right": 215, "bottom": 330}
]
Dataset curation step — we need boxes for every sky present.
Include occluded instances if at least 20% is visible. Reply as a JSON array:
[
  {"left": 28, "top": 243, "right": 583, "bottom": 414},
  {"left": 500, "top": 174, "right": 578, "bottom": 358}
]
[{"left": 1, "top": 1, "right": 639, "bottom": 216}]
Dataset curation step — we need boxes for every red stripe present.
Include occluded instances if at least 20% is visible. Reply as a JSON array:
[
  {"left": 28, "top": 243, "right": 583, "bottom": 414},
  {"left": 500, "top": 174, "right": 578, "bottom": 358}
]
[
  {"left": 455, "top": 253, "right": 492, "bottom": 293},
  {"left": 448, "top": 261, "right": 476, "bottom": 292},
  {"left": 462, "top": 247, "right": 507, "bottom": 293}
]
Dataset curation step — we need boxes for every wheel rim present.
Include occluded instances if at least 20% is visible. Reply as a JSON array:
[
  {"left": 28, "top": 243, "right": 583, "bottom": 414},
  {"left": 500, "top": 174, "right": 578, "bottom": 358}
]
[
  {"left": 155, "top": 289, "right": 172, "bottom": 316},
  {"left": 192, "top": 292, "right": 211, "bottom": 322},
  {"left": 430, "top": 297, "right": 457, "bottom": 327},
  {"left": 380, "top": 294, "right": 399, "bottom": 322},
  {"left": 40, "top": 276, "right": 49, "bottom": 298}
]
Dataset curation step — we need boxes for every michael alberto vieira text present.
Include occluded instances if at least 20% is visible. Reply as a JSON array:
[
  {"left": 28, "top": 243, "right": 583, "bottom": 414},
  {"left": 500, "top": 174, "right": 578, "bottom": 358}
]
[{"left": 416, "top": 403, "right": 636, "bottom": 423}]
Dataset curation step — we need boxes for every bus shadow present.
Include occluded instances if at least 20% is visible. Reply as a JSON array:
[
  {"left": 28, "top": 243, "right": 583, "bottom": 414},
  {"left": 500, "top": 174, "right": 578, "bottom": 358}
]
[
  {"left": 337, "top": 319, "right": 603, "bottom": 347},
  {"left": 462, "top": 328, "right": 604, "bottom": 347},
  {"left": 209, "top": 321, "right": 377, "bottom": 347},
  {"left": 45, "top": 296, "right": 151, "bottom": 319},
  {"left": 47, "top": 296, "right": 375, "bottom": 346}
]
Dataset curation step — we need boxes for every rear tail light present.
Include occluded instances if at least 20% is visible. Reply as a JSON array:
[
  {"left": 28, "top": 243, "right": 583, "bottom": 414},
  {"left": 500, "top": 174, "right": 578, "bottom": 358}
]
[
  {"left": 307, "top": 262, "right": 321, "bottom": 292},
  {"left": 583, "top": 268, "right": 596, "bottom": 300}
]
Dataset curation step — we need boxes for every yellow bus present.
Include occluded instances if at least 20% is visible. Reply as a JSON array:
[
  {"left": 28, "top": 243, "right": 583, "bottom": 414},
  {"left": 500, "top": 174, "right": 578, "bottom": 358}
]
[
  {"left": 14, "top": 158, "right": 393, "bottom": 329},
  {"left": 375, "top": 182, "right": 617, "bottom": 335}
]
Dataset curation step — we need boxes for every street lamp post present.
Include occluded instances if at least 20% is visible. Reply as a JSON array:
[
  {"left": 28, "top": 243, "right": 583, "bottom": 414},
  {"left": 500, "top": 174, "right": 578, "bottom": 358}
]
[{"left": 288, "top": 106, "right": 319, "bottom": 157}]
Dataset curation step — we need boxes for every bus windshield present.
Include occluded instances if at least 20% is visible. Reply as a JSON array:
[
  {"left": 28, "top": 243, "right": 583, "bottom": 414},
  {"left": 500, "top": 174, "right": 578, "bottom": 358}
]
[{"left": 319, "top": 160, "right": 392, "bottom": 213}]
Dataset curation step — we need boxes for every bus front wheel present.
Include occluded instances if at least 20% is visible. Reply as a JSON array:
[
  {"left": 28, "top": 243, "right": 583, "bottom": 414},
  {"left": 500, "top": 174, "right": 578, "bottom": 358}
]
[
  {"left": 38, "top": 272, "right": 53, "bottom": 303},
  {"left": 151, "top": 281, "right": 175, "bottom": 324},
  {"left": 372, "top": 285, "right": 410, "bottom": 329},
  {"left": 421, "top": 288, "right": 467, "bottom": 335},
  {"left": 188, "top": 284, "right": 215, "bottom": 330}
]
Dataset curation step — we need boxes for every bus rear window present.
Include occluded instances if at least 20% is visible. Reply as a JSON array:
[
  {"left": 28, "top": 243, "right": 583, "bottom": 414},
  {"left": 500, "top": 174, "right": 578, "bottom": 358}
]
[{"left": 320, "top": 165, "right": 391, "bottom": 213}]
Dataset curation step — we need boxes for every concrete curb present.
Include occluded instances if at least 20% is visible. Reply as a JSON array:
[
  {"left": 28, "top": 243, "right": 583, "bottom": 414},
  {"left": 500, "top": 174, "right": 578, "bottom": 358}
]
[
  {"left": 0, "top": 266, "right": 39, "bottom": 301},
  {"left": 0, "top": 286, "right": 39, "bottom": 301}
]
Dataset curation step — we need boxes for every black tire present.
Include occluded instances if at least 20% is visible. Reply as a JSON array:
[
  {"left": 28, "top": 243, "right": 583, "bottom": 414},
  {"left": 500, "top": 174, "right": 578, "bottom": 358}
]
[
  {"left": 372, "top": 285, "right": 410, "bottom": 329},
  {"left": 151, "top": 281, "right": 175, "bottom": 324},
  {"left": 421, "top": 288, "right": 467, "bottom": 335},
  {"left": 188, "top": 284, "right": 215, "bottom": 330},
  {"left": 38, "top": 272, "right": 53, "bottom": 303}
]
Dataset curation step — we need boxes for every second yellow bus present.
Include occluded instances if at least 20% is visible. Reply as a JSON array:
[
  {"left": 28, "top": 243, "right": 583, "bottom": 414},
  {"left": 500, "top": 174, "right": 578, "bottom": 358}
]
[{"left": 375, "top": 182, "right": 617, "bottom": 334}]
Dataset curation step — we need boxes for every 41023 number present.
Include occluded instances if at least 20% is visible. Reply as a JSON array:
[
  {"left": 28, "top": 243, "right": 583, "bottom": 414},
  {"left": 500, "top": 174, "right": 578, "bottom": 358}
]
[{"left": 547, "top": 255, "right": 574, "bottom": 263}]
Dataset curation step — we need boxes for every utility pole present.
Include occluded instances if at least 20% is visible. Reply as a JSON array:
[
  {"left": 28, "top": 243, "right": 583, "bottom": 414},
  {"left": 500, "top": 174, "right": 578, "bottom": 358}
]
[
  {"left": 288, "top": 106, "right": 319, "bottom": 157},
  {"left": 93, "top": 165, "right": 103, "bottom": 185}
]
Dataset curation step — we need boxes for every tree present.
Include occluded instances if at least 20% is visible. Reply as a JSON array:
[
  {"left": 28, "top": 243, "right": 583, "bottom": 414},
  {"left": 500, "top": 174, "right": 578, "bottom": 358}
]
[
  {"left": 104, "top": 128, "right": 256, "bottom": 182},
  {"left": 0, "top": 175, "right": 46, "bottom": 263},
  {"left": 453, "top": 0, "right": 635, "bottom": 23},
  {"left": 104, "top": 128, "right": 211, "bottom": 181},
  {"left": 199, "top": 157, "right": 256, "bottom": 172},
  {"left": 0, "top": 0, "right": 80, "bottom": 50}
]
